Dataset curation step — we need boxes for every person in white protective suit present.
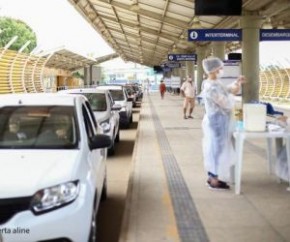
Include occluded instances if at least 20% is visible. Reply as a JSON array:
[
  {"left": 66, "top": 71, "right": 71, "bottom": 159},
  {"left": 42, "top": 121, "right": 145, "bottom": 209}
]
[
  {"left": 275, "top": 116, "right": 290, "bottom": 181},
  {"left": 202, "top": 57, "right": 245, "bottom": 189}
]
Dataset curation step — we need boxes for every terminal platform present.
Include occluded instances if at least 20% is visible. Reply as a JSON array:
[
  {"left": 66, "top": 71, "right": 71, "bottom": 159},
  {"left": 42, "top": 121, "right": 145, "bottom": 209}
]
[{"left": 119, "top": 92, "right": 290, "bottom": 242}]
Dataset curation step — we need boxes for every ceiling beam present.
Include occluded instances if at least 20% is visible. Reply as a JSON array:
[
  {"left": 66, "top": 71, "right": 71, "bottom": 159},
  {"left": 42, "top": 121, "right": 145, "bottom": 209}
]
[
  {"left": 109, "top": 28, "right": 172, "bottom": 49},
  {"left": 95, "top": 53, "right": 119, "bottom": 64},
  {"left": 90, "top": 0, "right": 189, "bottom": 29},
  {"left": 98, "top": 14, "right": 180, "bottom": 43},
  {"left": 110, "top": 6, "right": 135, "bottom": 58},
  {"left": 150, "top": 0, "right": 170, "bottom": 61}
]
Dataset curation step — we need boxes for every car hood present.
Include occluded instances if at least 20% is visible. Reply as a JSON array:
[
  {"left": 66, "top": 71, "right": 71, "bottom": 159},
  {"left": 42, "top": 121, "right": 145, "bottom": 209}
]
[
  {"left": 94, "top": 111, "right": 109, "bottom": 123},
  {"left": 0, "top": 150, "right": 80, "bottom": 198}
]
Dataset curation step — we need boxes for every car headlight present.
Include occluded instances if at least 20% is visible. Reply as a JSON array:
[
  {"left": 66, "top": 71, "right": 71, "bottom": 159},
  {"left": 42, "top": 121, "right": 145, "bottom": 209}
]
[
  {"left": 31, "top": 181, "right": 80, "bottom": 215},
  {"left": 100, "top": 120, "right": 111, "bottom": 133}
]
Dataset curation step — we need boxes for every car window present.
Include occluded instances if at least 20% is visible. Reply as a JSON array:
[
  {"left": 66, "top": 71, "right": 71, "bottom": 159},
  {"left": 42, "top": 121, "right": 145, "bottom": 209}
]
[
  {"left": 125, "top": 87, "right": 133, "bottom": 95},
  {"left": 124, "top": 89, "right": 129, "bottom": 99},
  {"left": 0, "top": 106, "right": 78, "bottom": 149},
  {"left": 107, "top": 92, "right": 114, "bottom": 107},
  {"left": 132, "top": 86, "right": 139, "bottom": 92},
  {"left": 77, "top": 93, "right": 107, "bottom": 112},
  {"left": 109, "top": 89, "right": 125, "bottom": 101}
]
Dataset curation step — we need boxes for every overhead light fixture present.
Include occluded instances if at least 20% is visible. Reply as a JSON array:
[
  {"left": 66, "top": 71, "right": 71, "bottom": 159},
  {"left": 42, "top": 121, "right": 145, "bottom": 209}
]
[
  {"left": 172, "top": 44, "right": 178, "bottom": 54},
  {"left": 191, "top": 17, "right": 202, "bottom": 29},
  {"left": 179, "top": 34, "right": 187, "bottom": 45},
  {"left": 262, "top": 18, "right": 272, "bottom": 29},
  {"left": 277, "top": 21, "right": 285, "bottom": 29},
  {"left": 130, "top": 0, "right": 140, "bottom": 11}
]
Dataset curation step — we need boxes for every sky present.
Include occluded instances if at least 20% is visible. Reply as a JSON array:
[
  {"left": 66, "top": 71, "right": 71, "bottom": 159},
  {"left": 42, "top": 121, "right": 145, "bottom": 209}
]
[
  {"left": 0, "top": 0, "right": 114, "bottom": 57},
  {"left": 0, "top": 0, "right": 290, "bottom": 68},
  {"left": 0, "top": 0, "right": 132, "bottom": 68}
]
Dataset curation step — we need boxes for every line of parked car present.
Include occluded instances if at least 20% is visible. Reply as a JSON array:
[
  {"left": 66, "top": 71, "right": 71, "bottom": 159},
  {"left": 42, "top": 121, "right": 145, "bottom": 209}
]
[{"left": 0, "top": 84, "right": 143, "bottom": 242}]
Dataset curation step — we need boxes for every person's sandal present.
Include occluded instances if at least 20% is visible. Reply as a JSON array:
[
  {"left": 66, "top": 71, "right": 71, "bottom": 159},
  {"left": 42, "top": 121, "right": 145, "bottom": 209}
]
[
  {"left": 188, "top": 115, "right": 194, "bottom": 119},
  {"left": 184, "top": 116, "right": 188, "bottom": 119},
  {"left": 207, "top": 179, "right": 230, "bottom": 190}
]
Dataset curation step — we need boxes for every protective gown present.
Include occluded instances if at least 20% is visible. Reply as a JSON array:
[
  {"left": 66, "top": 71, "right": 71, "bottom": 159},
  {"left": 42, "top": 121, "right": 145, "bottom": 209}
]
[
  {"left": 202, "top": 79, "right": 236, "bottom": 181},
  {"left": 275, "top": 120, "right": 290, "bottom": 181}
]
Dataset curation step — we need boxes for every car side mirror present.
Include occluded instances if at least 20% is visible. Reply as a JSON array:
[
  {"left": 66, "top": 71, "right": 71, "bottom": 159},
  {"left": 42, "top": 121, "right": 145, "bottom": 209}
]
[
  {"left": 90, "top": 134, "right": 112, "bottom": 150},
  {"left": 112, "top": 104, "right": 122, "bottom": 111},
  {"left": 127, "top": 97, "right": 133, "bottom": 102}
]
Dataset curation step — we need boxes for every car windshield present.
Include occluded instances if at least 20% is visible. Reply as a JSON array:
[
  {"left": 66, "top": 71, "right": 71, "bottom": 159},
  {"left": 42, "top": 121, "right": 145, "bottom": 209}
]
[
  {"left": 80, "top": 93, "right": 107, "bottom": 112},
  {"left": 109, "top": 89, "right": 125, "bottom": 101},
  {"left": 0, "top": 106, "right": 78, "bottom": 149}
]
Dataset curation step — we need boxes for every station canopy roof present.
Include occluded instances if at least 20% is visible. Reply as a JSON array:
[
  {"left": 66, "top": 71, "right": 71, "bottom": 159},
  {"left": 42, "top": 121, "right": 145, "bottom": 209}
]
[
  {"left": 68, "top": 0, "right": 290, "bottom": 67},
  {"left": 39, "top": 48, "right": 119, "bottom": 71}
]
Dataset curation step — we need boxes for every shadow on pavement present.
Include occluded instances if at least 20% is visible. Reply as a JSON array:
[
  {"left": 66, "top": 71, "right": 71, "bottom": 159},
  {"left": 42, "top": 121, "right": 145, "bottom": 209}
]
[
  {"left": 98, "top": 195, "right": 126, "bottom": 242},
  {"left": 113, "top": 140, "right": 135, "bottom": 158}
]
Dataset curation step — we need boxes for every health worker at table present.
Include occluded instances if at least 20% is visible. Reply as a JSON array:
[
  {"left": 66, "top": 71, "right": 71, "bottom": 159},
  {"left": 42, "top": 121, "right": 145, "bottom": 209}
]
[
  {"left": 202, "top": 57, "right": 245, "bottom": 190},
  {"left": 275, "top": 116, "right": 290, "bottom": 181}
]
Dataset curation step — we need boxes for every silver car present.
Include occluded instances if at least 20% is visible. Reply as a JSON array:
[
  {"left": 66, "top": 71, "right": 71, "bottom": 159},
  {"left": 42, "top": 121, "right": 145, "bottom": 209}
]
[
  {"left": 97, "top": 85, "right": 133, "bottom": 129},
  {"left": 58, "top": 88, "right": 121, "bottom": 155}
]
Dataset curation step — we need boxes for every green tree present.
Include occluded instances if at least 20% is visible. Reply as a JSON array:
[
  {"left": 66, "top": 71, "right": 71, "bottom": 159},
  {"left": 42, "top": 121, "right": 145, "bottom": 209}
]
[
  {"left": 72, "top": 71, "right": 84, "bottom": 80},
  {"left": 0, "top": 17, "right": 37, "bottom": 53}
]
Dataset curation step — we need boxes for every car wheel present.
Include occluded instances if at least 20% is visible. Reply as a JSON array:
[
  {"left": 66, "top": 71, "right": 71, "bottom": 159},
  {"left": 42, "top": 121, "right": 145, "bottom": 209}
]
[
  {"left": 88, "top": 205, "right": 97, "bottom": 242},
  {"left": 108, "top": 139, "right": 115, "bottom": 156},
  {"left": 115, "top": 128, "right": 120, "bottom": 143},
  {"left": 101, "top": 177, "right": 107, "bottom": 201}
]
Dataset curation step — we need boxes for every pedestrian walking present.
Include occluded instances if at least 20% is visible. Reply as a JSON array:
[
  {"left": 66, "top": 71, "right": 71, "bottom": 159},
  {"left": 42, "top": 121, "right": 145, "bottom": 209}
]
[
  {"left": 180, "top": 75, "right": 195, "bottom": 119},
  {"left": 144, "top": 79, "right": 150, "bottom": 95},
  {"left": 159, "top": 80, "right": 166, "bottom": 99}
]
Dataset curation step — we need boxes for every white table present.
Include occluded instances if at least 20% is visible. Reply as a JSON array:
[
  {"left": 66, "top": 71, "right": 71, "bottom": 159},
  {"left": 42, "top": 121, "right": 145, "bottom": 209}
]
[{"left": 233, "top": 130, "right": 290, "bottom": 194}]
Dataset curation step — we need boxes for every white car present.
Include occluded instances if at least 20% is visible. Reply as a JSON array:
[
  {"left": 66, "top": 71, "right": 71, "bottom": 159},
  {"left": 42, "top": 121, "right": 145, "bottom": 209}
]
[
  {"left": 0, "top": 93, "right": 111, "bottom": 242},
  {"left": 97, "top": 85, "right": 133, "bottom": 129},
  {"left": 58, "top": 88, "right": 121, "bottom": 155}
]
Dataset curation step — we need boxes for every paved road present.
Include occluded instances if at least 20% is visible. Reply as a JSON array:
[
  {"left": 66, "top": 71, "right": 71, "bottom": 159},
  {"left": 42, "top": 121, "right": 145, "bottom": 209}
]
[{"left": 97, "top": 106, "right": 140, "bottom": 242}]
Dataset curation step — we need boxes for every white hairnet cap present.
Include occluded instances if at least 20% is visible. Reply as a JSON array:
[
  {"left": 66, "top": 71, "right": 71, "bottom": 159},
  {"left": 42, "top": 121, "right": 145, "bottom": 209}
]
[{"left": 202, "top": 57, "right": 224, "bottom": 74}]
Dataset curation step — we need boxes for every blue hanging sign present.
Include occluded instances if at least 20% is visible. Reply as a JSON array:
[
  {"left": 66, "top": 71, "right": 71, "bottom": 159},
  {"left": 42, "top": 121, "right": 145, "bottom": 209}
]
[
  {"left": 188, "top": 29, "right": 242, "bottom": 41},
  {"left": 260, "top": 29, "right": 290, "bottom": 41},
  {"left": 168, "top": 54, "right": 197, "bottom": 61},
  {"left": 163, "top": 67, "right": 171, "bottom": 72},
  {"left": 162, "top": 62, "right": 181, "bottom": 68}
]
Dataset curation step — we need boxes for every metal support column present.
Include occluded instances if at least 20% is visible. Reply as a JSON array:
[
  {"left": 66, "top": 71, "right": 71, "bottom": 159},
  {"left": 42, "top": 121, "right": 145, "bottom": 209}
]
[{"left": 241, "top": 14, "right": 263, "bottom": 103}]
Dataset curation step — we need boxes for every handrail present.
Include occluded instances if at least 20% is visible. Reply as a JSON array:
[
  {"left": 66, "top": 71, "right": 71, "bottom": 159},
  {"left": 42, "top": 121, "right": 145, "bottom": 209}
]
[
  {"left": 276, "top": 60, "right": 289, "bottom": 100},
  {"left": 270, "top": 62, "right": 284, "bottom": 100},
  {"left": 31, "top": 56, "right": 43, "bottom": 92},
  {"left": 259, "top": 66, "right": 268, "bottom": 99},
  {"left": 9, "top": 41, "right": 30, "bottom": 93},
  {"left": 284, "top": 58, "right": 290, "bottom": 99}
]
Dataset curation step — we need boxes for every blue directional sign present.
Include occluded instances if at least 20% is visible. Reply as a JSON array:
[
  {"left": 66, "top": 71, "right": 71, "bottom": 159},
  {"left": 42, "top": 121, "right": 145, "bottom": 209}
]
[
  {"left": 188, "top": 29, "right": 242, "bottom": 41},
  {"left": 260, "top": 29, "right": 290, "bottom": 41},
  {"left": 168, "top": 54, "right": 197, "bottom": 61},
  {"left": 162, "top": 62, "right": 181, "bottom": 68},
  {"left": 163, "top": 67, "right": 171, "bottom": 72}
]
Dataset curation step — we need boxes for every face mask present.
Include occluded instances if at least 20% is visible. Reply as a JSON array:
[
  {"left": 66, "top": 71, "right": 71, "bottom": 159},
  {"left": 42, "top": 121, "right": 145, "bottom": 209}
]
[{"left": 216, "top": 69, "right": 224, "bottom": 78}]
